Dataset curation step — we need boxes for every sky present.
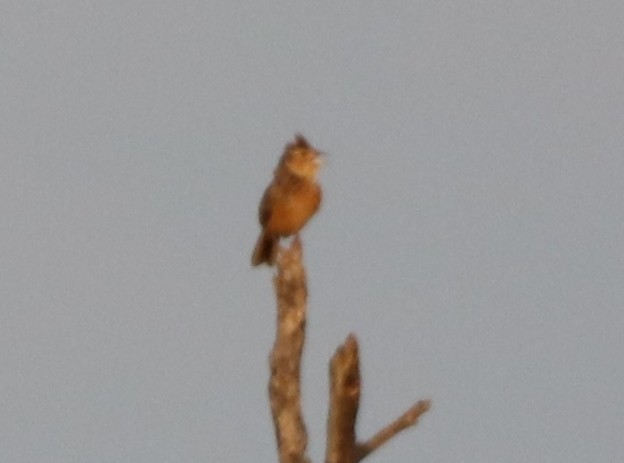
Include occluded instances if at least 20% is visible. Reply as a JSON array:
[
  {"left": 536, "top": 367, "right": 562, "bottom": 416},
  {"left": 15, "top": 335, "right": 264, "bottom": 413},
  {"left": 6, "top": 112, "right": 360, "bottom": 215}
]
[{"left": 2, "top": 1, "right": 623, "bottom": 462}]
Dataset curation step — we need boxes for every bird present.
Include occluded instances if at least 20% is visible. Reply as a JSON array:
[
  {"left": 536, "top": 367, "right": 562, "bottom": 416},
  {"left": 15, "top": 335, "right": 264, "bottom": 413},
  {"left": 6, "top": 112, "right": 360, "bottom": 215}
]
[{"left": 251, "top": 134, "right": 324, "bottom": 266}]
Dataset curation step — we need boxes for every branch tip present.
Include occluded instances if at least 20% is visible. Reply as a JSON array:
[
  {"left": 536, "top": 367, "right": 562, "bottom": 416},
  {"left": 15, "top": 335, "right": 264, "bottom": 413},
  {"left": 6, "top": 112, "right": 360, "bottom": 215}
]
[{"left": 355, "top": 399, "right": 431, "bottom": 462}]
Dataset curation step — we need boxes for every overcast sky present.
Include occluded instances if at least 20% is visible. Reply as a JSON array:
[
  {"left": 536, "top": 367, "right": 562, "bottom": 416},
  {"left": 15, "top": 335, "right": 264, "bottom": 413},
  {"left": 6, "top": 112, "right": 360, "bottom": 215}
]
[{"left": 2, "top": 1, "right": 623, "bottom": 462}]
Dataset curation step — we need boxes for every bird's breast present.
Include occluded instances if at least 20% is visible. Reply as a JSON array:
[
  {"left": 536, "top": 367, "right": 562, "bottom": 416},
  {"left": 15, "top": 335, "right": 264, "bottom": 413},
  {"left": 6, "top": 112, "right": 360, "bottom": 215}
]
[{"left": 265, "top": 183, "right": 321, "bottom": 236}]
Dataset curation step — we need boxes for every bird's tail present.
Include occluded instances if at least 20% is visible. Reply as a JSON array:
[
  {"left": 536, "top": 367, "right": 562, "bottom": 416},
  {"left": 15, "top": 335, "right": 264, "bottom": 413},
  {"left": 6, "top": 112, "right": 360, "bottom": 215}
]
[{"left": 251, "top": 231, "right": 278, "bottom": 266}]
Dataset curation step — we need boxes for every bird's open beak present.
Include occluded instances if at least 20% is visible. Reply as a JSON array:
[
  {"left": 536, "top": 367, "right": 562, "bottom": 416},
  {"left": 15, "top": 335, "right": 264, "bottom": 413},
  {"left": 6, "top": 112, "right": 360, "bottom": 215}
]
[{"left": 315, "top": 152, "right": 326, "bottom": 166}]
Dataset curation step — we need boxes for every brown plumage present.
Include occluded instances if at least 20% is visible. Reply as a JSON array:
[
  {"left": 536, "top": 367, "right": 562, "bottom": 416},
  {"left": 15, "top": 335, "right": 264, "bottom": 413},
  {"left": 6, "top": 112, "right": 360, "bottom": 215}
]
[{"left": 251, "top": 134, "right": 324, "bottom": 266}]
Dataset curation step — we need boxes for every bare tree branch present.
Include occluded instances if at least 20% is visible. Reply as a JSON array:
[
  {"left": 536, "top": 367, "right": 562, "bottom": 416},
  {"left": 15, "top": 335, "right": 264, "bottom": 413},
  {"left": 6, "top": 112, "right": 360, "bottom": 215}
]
[
  {"left": 265, "top": 238, "right": 431, "bottom": 463},
  {"left": 325, "top": 334, "right": 361, "bottom": 463},
  {"left": 355, "top": 400, "right": 432, "bottom": 462},
  {"left": 268, "top": 239, "right": 311, "bottom": 463}
]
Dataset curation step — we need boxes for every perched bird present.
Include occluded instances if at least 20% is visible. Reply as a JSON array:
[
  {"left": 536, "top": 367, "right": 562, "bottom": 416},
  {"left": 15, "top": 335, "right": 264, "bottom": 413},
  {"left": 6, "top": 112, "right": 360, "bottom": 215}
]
[{"left": 251, "top": 134, "right": 324, "bottom": 266}]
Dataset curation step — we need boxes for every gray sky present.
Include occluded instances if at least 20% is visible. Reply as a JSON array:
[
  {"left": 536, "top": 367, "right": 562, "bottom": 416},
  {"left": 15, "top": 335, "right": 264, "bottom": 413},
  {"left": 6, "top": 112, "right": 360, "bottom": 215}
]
[{"left": 2, "top": 1, "right": 623, "bottom": 462}]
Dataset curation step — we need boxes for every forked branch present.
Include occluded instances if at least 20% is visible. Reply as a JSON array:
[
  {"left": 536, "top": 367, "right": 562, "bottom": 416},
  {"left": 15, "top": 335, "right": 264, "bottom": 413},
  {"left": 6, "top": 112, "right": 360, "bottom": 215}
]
[{"left": 268, "top": 240, "right": 430, "bottom": 463}]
